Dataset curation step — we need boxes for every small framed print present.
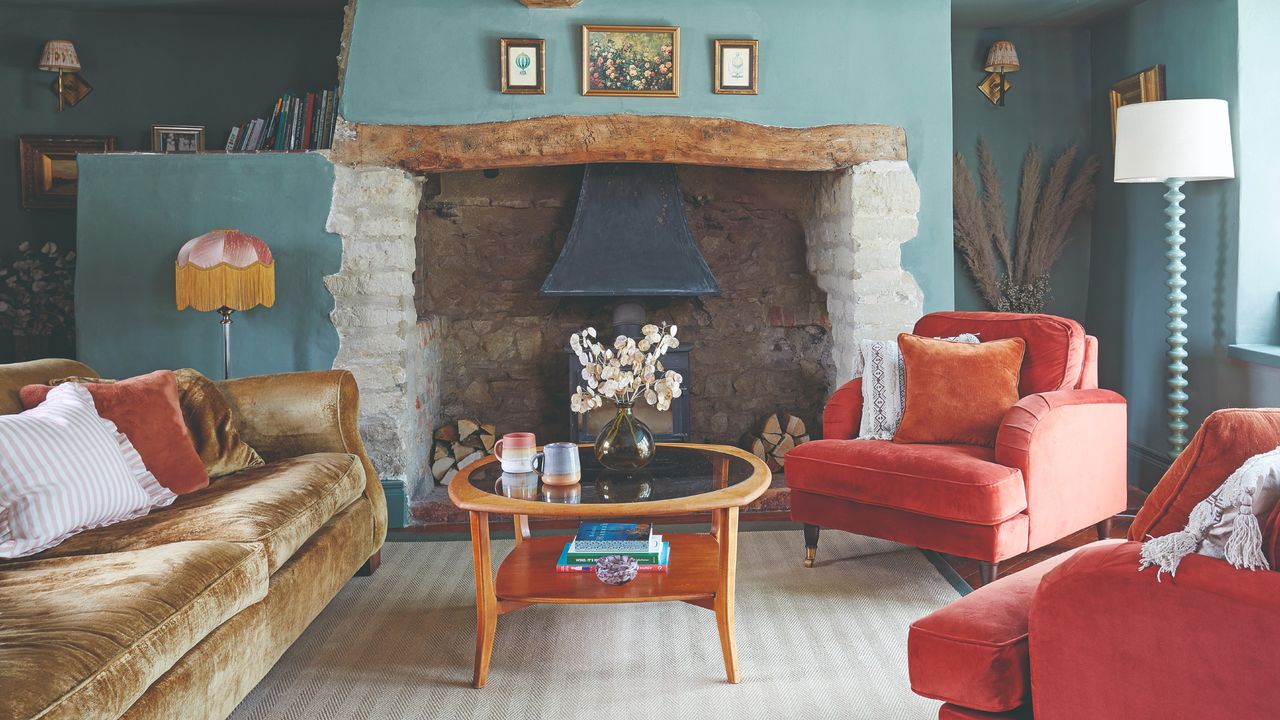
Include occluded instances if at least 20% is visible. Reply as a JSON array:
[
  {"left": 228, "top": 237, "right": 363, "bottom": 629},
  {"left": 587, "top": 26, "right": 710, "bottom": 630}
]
[
  {"left": 714, "top": 39, "right": 758, "bottom": 95},
  {"left": 151, "top": 125, "right": 205, "bottom": 153},
  {"left": 52, "top": 72, "right": 93, "bottom": 108},
  {"left": 501, "top": 38, "right": 546, "bottom": 94}
]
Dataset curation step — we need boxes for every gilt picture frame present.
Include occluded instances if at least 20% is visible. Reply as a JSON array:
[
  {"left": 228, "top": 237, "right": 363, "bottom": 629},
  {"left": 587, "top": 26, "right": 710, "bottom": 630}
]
[
  {"left": 151, "top": 125, "right": 205, "bottom": 153},
  {"left": 714, "top": 39, "right": 758, "bottom": 95},
  {"left": 1109, "top": 64, "right": 1166, "bottom": 149},
  {"left": 501, "top": 38, "right": 546, "bottom": 94},
  {"left": 582, "top": 24, "right": 679, "bottom": 97},
  {"left": 18, "top": 135, "right": 117, "bottom": 210}
]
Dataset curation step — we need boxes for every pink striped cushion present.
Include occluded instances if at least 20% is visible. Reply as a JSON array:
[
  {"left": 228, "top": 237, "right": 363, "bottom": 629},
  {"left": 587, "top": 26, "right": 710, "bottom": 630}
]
[{"left": 0, "top": 383, "right": 176, "bottom": 558}]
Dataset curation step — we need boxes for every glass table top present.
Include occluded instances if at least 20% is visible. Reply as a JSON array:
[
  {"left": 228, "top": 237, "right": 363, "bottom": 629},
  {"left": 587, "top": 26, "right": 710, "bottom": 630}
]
[{"left": 466, "top": 445, "right": 757, "bottom": 505}]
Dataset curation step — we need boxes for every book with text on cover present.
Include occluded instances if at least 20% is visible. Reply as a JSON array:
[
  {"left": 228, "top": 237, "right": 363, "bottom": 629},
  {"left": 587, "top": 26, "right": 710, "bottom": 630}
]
[
  {"left": 572, "top": 522, "right": 653, "bottom": 552},
  {"left": 556, "top": 542, "right": 670, "bottom": 573}
]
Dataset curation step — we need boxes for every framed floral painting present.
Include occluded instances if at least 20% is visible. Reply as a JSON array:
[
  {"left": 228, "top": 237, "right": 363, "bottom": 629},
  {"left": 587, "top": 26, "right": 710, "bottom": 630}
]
[{"left": 581, "top": 24, "right": 679, "bottom": 97}]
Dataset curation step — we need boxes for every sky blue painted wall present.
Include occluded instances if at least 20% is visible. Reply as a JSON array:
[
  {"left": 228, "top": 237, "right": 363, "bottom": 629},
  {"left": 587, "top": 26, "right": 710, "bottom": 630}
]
[
  {"left": 952, "top": 25, "right": 1094, "bottom": 321},
  {"left": 1088, "top": 0, "right": 1280, "bottom": 487},
  {"left": 343, "top": 0, "right": 955, "bottom": 312},
  {"left": 75, "top": 153, "right": 340, "bottom": 380}
]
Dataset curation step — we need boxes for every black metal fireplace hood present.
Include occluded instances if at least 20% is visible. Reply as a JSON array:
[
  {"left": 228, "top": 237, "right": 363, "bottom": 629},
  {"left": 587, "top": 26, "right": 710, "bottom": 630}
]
[{"left": 540, "top": 163, "right": 720, "bottom": 297}]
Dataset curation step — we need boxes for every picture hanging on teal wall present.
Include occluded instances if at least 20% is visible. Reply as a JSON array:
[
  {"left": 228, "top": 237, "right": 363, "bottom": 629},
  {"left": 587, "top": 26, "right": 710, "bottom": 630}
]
[
  {"left": 500, "top": 37, "right": 545, "bottom": 95},
  {"left": 713, "top": 39, "right": 758, "bottom": 95},
  {"left": 582, "top": 25, "right": 679, "bottom": 97}
]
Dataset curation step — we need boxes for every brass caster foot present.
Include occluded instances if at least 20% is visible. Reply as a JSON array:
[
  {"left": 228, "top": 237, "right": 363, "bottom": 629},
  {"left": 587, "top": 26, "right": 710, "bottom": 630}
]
[{"left": 803, "top": 548, "right": 816, "bottom": 568}]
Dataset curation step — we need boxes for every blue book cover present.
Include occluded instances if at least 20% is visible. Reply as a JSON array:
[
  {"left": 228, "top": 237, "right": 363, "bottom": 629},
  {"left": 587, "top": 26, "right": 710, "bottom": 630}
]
[{"left": 573, "top": 522, "right": 653, "bottom": 551}]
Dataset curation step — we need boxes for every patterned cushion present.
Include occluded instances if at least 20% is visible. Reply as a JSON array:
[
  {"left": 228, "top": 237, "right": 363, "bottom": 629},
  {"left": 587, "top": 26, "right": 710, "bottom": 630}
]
[
  {"left": 857, "top": 334, "right": 979, "bottom": 440},
  {"left": 0, "top": 384, "right": 175, "bottom": 558}
]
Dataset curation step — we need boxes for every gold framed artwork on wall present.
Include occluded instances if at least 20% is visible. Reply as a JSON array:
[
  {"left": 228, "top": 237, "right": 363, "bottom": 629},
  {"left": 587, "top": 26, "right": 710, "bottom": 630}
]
[
  {"left": 501, "top": 38, "right": 546, "bottom": 94},
  {"left": 582, "top": 24, "right": 679, "bottom": 97},
  {"left": 1109, "top": 65, "right": 1165, "bottom": 149},
  {"left": 713, "top": 39, "right": 758, "bottom": 95},
  {"left": 18, "top": 135, "right": 117, "bottom": 209}
]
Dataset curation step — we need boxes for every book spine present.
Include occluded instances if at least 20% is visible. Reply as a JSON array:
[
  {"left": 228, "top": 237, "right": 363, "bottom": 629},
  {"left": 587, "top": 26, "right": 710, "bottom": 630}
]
[
  {"left": 556, "top": 564, "right": 668, "bottom": 573},
  {"left": 237, "top": 122, "right": 251, "bottom": 152},
  {"left": 247, "top": 119, "right": 262, "bottom": 152},
  {"left": 566, "top": 553, "right": 661, "bottom": 564},
  {"left": 291, "top": 97, "right": 302, "bottom": 150},
  {"left": 275, "top": 94, "right": 289, "bottom": 151},
  {"left": 224, "top": 126, "right": 240, "bottom": 153},
  {"left": 302, "top": 93, "right": 315, "bottom": 151},
  {"left": 319, "top": 90, "right": 331, "bottom": 149},
  {"left": 264, "top": 97, "right": 282, "bottom": 149},
  {"left": 325, "top": 86, "right": 338, "bottom": 148}
]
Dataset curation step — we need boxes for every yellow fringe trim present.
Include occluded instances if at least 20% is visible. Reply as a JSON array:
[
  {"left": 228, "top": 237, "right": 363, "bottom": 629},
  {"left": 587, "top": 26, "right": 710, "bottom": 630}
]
[{"left": 175, "top": 262, "right": 275, "bottom": 312}]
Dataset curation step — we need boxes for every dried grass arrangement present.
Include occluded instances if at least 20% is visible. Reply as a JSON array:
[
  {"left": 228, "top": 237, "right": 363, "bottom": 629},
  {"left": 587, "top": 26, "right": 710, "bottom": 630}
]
[{"left": 954, "top": 139, "right": 1099, "bottom": 313}]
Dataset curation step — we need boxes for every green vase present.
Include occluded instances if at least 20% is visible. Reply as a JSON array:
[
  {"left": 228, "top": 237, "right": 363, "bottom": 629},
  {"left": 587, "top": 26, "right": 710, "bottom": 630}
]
[{"left": 594, "top": 401, "right": 655, "bottom": 470}]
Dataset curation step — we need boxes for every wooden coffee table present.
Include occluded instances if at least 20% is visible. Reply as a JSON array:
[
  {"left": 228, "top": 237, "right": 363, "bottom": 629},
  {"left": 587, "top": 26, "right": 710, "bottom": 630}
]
[{"left": 449, "top": 443, "right": 770, "bottom": 688}]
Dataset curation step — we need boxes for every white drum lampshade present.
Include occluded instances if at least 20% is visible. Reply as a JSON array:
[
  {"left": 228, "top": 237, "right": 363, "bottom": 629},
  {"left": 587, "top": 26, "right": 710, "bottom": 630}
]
[{"left": 1114, "top": 99, "right": 1235, "bottom": 183}]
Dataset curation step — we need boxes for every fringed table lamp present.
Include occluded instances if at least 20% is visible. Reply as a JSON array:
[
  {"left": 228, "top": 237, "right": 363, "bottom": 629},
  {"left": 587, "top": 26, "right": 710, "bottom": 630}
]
[{"left": 175, "top": 229, "right": 275, "bottom": 379}]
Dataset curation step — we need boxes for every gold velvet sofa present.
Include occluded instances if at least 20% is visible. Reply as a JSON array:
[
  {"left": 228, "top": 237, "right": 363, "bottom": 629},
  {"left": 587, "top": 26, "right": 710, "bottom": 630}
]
[{"left": 0, "top": 359, "right": 387, "bottom": 720}]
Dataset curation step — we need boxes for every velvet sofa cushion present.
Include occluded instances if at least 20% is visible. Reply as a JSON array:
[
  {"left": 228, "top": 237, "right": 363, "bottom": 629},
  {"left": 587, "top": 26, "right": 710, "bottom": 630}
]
[
  {"left": 913, "top": 312, "right": 1086, "bottom": 396},
  {"left": 1130, "top": 408, "right": 1280, "bottom": 543},
  {"left": 20, "top": 370, "right": 209, "bottom": 495},
  {"left": 173, "top": 369, "right": 266, "bottom": 478},
  {"left": 15, "top": 452, "right": 366, "bottom": 574},
  {"left": 0, "top": 358, "right": 98, "bottom": 415},
  {"left": 894, "top": 335, "right": 1025, "bottom": 447},
  {"left": 785, "top": 439, "right": 1027, "bottom": 525},
  {"left": 0, "top": 540, "right": 267, "bottom": 720}
]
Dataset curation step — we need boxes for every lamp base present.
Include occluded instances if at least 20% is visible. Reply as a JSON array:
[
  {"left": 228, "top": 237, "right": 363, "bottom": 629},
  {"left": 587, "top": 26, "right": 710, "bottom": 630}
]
[
  {"left": 218, "top": 306, "right": 235, "bottom": 380},
  {"left": 1163, "top": 178, "right": 1189, "bottom": 459}
]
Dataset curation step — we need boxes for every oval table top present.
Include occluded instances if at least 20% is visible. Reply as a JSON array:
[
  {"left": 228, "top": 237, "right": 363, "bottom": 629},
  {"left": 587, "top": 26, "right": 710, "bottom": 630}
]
[{"left": 447, "top": 443, "right": 771, "bottom": 518}]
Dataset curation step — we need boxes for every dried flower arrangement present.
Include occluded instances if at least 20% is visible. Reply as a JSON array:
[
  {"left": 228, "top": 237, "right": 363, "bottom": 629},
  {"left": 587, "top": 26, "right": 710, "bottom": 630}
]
[
  {"left": 0, "top": 241, "right": 76, "bottom": 337},
  {"left": 954, "top": 139, "right": 1099, "bottom": 313},
  {"left": 569, "top": 324, "right": 684, "bottom": 414}
]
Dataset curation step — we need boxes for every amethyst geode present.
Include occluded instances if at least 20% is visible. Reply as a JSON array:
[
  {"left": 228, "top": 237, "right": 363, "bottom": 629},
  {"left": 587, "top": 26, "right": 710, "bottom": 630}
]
[{"left": 594, "top": 555, "right": 639, "bottom": 585}]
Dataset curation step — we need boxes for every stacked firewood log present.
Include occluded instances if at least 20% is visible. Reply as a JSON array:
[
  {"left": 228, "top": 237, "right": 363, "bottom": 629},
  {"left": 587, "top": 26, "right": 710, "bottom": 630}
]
[
  {"left": 744, "top": 413, "right": 810, "bottom": 472},
  {"left": 431, "top": 418, "right": 497, "bottom": 485}
]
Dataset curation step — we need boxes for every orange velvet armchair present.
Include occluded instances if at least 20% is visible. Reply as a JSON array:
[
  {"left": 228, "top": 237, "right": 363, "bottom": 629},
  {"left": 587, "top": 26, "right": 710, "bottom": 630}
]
[{"left": 785, "top": 312, "right": 1128, "bottom": 585}]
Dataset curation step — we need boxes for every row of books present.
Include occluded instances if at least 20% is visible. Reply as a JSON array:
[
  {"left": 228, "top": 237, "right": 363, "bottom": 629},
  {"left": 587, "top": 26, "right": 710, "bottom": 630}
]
[
  {"left": 555, "top": 522, "right": 670, "bottom": 573},
  {"left": 224, "top": 88, "right": 339, "bottom": 153}
]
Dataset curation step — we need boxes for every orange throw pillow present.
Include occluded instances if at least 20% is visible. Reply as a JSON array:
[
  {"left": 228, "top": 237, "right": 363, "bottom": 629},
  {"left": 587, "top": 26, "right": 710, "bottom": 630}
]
[
  {"left": 894, "top": 334, "right": 1026, "bottom": 446},
  {"left": 21, "top": 370, "right": 210, "bottom": 495}
]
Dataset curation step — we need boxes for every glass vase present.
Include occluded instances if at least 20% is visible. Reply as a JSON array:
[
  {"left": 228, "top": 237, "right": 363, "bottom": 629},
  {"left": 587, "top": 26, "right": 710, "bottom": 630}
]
[{"left": 594, "top": 401, "right": 655, "bottom": 470}]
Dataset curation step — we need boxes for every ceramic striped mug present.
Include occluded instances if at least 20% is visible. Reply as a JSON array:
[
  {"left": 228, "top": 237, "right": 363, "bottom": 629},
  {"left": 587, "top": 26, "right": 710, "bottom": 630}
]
[{"left": 493, "top": 432, "right": 536, "bottom": 473}]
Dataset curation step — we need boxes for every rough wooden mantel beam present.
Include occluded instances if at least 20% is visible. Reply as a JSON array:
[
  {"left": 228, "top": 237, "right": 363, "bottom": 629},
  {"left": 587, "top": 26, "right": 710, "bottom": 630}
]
[
  {"left": 516, "top": 0, "right": 582, "bottom": 6},
  {"left": 331, "top": 115, "right": 907, "bottom": 173}
]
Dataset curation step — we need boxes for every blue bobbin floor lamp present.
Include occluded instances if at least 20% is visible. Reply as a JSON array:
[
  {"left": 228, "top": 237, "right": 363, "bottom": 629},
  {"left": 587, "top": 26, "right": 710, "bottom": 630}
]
[{"left": 1114, "top": 99, "right": 1235, "bottom": 458}]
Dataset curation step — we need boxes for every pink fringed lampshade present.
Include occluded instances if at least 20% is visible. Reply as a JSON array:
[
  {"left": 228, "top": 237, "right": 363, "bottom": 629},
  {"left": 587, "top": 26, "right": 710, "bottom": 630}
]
[{"left": 175, "top": 229, "right": 275, "bottom": 312}]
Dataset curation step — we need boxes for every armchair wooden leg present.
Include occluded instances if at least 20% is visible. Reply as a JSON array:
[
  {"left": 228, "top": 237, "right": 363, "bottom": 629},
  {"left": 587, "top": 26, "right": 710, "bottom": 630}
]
[
  {"left": 356, "top": 549, "right": 381, "bottom": 577},
  {"left": 978, "top": 561, "right": 998, "bottom": 587},
  {"left": 1095, "top": 518, "right": 1114, "bottom": 541},
  {"left": 803, "top": 524, "right": 820, "bottom": 568}
]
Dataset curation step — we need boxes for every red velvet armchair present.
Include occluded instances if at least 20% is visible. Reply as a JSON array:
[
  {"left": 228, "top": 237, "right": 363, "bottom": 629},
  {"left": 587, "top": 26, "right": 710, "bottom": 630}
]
[
  {"left": 786, "top": 312, "right": 1128, "bottom": 585},
  {"left": 908, "top": 408, "right": 1280, "bottom": 719}
]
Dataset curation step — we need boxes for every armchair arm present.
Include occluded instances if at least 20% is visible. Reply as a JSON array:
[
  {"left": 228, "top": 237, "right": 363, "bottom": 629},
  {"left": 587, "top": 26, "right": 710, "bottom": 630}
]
[
  {"left": 1029, "top": 541, "right": 1280, "bottom": 719},
  {"left": 218, "top": 370, "right": 386, "bottom": 546},
  {"left": 995, "top": 389, "right": 1127, "bottom": 549},
  {"left": 822, "top": 377, "right": 863, "bottom": 440}
]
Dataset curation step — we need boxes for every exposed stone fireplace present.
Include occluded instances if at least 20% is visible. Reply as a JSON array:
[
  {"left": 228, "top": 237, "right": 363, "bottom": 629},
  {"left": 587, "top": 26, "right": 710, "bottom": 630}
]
[{"left": 324, "top": 114, "right": 923, "bottom": 526}]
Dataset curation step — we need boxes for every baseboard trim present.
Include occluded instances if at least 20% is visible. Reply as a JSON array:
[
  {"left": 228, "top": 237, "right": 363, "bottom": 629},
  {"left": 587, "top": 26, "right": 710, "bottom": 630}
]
[
  {"left": 382, "top": 478, "right": 409, "bottom": 529},
  {"left": 1129, "top": 442, "right": 1173, "bottom": 470}
]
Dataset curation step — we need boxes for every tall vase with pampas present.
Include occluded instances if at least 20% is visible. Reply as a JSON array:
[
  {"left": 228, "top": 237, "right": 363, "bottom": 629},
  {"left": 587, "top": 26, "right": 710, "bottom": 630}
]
[{"left": 954, "top": 139, "right": 1099, "bottom": 313}]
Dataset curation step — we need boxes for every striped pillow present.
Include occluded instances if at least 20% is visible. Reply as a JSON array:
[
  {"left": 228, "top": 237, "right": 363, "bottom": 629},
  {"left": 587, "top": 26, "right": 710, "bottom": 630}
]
[{"left": 0, "top": 383, "right": 176, "bottom": 558}]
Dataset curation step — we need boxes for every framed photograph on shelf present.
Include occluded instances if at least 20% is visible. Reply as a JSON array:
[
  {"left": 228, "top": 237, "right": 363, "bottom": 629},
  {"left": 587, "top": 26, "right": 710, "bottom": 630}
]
[
  {"left": 714, "top": 39, "right": 758, "bottom": 95},
  {"left": 501, "top": 38, "right": 546, "bottom": 94},
  {"left": 18, "top": 135, "right": 116, "bottom": 210},
  {"left": 1109, "top": 65, "right": 1165, "bottom": 149},
  {"left": 151, "top": 125, "right": 205, "bottom": 153},
  {"left": 582, "top": 24, "right": 679, "bottom": 97}
]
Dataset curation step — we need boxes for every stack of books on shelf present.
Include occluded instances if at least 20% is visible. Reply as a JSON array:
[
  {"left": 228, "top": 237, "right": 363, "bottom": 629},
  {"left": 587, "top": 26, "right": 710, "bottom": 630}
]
[
  {"left": 556, "top": 522, "right": 670, "bottom": 573},
  {"left": 224, "top": 87, "right": 339, "bottom": 153}
]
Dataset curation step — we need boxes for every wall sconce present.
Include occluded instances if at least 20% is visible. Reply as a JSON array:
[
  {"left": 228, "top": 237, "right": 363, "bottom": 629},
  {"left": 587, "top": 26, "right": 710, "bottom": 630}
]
[
  {"left": 38, "top": 40, "right": 81, "bottom": 111},
  {"left": 978, "top": 40, "right": 1019, "bottom": 107}
]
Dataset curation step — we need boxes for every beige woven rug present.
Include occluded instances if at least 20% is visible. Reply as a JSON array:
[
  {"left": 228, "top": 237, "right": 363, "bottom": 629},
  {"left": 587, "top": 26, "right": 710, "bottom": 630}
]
[{"left": 229, "top": 530, "right": 958, "bottom": 720}]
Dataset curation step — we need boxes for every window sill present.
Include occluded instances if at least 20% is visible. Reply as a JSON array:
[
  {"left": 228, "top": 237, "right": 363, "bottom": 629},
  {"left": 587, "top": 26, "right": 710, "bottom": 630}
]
[{"left": 1228, "top": 344, "right": 1280, "bottom": 368}]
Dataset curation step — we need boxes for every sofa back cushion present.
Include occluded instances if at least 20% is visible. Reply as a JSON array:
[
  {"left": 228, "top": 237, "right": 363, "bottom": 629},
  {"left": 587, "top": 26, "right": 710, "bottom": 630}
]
[
  {"left": 1130, "top": 408, "right": 1280, "bottom": 545},
  {"left": 0, "top": 359, "right": 98, "bottom": 416},
  {"left": 913, "top": 312, "right": 1086, "bottom": 396}
]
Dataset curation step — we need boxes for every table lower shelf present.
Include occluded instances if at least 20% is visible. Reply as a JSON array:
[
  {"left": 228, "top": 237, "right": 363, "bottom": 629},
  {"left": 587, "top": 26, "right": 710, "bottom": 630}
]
[{"left": 495, "top": 533, "right": 721, "bottom": 604}]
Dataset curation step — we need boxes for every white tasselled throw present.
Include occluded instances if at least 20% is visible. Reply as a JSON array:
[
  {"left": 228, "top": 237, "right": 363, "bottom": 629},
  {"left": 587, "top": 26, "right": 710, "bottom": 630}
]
[
  {"left": 855, "top": 333, "right": 980, "bottom": 441},
  {"left": 1139, "top": 445, "right": 1280, "bottom": 579},
  {"left": 0, "top": 383, "right": 175, "bottom": 558}
]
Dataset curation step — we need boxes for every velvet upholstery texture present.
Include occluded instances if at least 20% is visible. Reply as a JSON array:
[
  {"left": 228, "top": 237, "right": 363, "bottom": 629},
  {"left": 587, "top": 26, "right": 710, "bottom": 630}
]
[
  {"left": 0, "top": 358, "right": 97, "bottom": 415},
  {"left": 17, "top": 452, "right": 366, "bottom": 574},
  {"left": 786, "top": 440, "right": 1026, "bottom": 524},
  {"left": 174, "top": 369, "right": 266, "bottom": 479},
  {"left": 938, "top": 704, "right": 1030, "bottom": 720},
  {"left": 1130, "top": 408, "right": 1280, "bottom": 541},
  {"left": 0, "top": 541, "right": 267, "bottom": 720},
  {"left": 20, "top": 370, "right": 209, "bottom": 495},
  {"left": 895, "top": 335, "right": 1025, "bottom": 447},
  {"left": 912, "top": 312, "right": 1086, "bottom": 396},
  {"left": 822, "top": 377, "right": 863, "bottom": 441}
]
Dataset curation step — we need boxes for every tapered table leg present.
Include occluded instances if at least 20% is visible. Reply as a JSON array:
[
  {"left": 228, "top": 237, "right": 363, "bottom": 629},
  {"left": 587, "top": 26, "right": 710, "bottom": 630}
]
[
  {"left": 469, "top": 511, "right": 498, "bottom": 688},
  {"left": 714, "top": 506, "right": 740, "bottom": 683},
  {"left": 512, "top": 513, "right": 530, "bottom": 546}
]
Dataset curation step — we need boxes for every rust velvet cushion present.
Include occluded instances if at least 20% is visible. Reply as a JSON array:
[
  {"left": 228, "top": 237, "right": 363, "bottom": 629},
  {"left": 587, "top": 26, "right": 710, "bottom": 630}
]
[
  {"left": 21, "top": 370, "right": 209, "bottom": 495},
  {"left": 913, "top": 312, "right": 1085, "bottom": 396},
  {"left": 894, "top": 334, "right": 1025, "bottom": 447}
]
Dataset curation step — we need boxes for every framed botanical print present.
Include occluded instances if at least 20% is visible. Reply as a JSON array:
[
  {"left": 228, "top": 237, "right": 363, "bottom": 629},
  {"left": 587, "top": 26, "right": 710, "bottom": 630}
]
[
  {"left": 501, "top": 38, "right": 546, "bottom": 94},
  {"left": 1109, "top": 65, "right": 1165, "bottom": 149},
  {"left": 714, "top": 39, "right": 758, "bottom": 95},
  {"left": 151, "top": 125, "right": 205, "bottom": 153},
  {"left": 582, "top": 24, "right": 679, "bottom": 97},
  {"left": 18, "top": 135, "right": 117, "bottom": 210}
]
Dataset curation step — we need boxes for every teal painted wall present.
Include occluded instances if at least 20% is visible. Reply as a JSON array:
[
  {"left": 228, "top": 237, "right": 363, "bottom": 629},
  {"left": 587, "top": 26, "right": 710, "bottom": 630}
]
[
  {"left": 75, "top": 153, "right": 341, "bottom": 379},
  {"left": 952, "top": 26, "right": 1094, "bottom": 321},
  {"left": 1088, "top": 0, "right": 1280, "bottom": 487},
  {"left": 343, "top": 0, "right": 956, "bottom": 311}
]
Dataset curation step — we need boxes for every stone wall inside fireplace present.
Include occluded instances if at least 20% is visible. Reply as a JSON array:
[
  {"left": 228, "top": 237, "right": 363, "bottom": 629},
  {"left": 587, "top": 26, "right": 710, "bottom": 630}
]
[{"left": 416, "top": 165, "right": 834, "bottom": 450}]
